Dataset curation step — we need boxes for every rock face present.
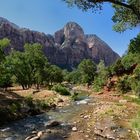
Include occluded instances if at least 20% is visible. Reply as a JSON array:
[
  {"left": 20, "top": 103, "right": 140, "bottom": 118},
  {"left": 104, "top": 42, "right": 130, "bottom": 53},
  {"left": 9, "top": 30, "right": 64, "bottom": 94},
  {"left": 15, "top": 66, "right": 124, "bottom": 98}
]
[
  {"left": 0, "top": 17, "right": 120, "bottom": 70},
  {"left": 86, "top": 34, "right": 119, "bottom": 65}
]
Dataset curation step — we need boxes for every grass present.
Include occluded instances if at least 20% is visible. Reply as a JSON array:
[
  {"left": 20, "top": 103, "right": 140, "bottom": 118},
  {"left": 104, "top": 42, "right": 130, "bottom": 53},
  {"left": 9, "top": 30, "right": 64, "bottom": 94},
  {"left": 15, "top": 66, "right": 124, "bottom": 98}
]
[{"left": 123, "top": 95, "right": 140, "bottom": 105}]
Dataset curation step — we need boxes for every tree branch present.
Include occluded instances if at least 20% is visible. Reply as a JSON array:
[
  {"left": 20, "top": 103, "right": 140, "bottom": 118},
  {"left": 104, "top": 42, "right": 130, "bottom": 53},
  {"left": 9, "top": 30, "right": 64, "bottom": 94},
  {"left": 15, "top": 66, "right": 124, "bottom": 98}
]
[{"left": 88, "top": 0, "right": 140, "bottom": 20}]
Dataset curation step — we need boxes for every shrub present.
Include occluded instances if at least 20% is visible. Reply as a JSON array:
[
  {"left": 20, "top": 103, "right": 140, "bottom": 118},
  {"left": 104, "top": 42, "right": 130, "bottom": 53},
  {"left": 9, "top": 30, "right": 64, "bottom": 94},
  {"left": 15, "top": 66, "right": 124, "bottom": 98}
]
[
  {"left": 130, "top": 65, "right": 140, "bottom": 97},
  {"left": 52, "top": 84, "right": 70, "bottom": 96},
  {"left": 116, "top": 75, "right": 131, "bottom": 93},
  {"left": 71, "top": 92, "right": 79, "bottom": 101},
  {"left": 36, "top": 100, "right": 49, "bottom": 110},
  {"left": 24, "top": 95, "right": 35, "bottom": 108}
]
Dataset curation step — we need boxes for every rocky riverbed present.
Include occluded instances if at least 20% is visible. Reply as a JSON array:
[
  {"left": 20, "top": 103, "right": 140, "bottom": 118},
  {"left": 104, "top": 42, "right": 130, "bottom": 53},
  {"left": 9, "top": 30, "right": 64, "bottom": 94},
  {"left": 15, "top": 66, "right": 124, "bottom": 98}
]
[{"left": 0, "top": 91, "right": 139, "bottom": 140}]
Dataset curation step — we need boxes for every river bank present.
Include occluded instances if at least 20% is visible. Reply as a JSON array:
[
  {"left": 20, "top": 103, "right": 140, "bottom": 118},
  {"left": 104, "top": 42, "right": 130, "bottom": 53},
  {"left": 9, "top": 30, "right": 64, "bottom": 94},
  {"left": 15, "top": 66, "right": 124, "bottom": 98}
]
[{"left": 0, "top": 86, "right": 140, "bottom": 140}]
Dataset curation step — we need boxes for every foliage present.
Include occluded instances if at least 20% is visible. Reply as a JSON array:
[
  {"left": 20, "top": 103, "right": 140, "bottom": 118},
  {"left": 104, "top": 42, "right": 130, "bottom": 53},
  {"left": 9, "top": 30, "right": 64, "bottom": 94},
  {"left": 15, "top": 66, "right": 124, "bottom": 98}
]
[
  {"left": 93, "top": 60, "right": 108, "bottom": 91},
  {"left": 128, "top": 33, "right": 140, "bottom": 54},
  {"left": 35, "top": 100, "right": 49, "bottom": 110},
  {"left": 52, "top": 84, "right": 70, "bottom": 96},
  {"left": 112, "top": 2, "right": 140, "bottom": 32},
  {"left": 78, "top": 59, "right": 96, "bottom": 85},
  {"left": 24, "top": 43, "right": 49, "bottom": 89},
  {"left": 0, "top": 38, "right": 10, "bottom": 62},
  {"left": 130, "top": 65, "right": 140, "bottom": 97},
  {"left": 5, "top": 43, "right": 49, "bottom": 89},
  {"left": 112, "top": 59, "right": 125, "bottom": 75},
  {"left": 47, "top": 65, "right": 63, "bottom": 85},
  {"left": 116, "top": 75, "right": 131, "bottom": 93},
  {"left": 121, "top": 53, "right": 138, "bottom": 70},
  {"left": 0, "top": 64, "right": 12, "bottom": 88},
  {"left": 71, "top": 92, "right": 79, "bottom": 101},
  {"left": 0, "top": 38, "right": 12, "bottom": 88},
  {"left": 65, "top": 70, "right": 81, "bottom": 84},
  {"left": 131, "top": 111, "right": 140, "bottom": 139},
  {"left": 63, "top": 0, "right": 140, "bottom": 32}
]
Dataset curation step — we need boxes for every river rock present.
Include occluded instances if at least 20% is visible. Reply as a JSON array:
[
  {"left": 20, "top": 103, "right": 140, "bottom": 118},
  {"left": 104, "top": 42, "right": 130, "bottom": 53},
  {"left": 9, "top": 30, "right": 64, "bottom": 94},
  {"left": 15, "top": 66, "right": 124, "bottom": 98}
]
[
  {"left": 29, "top": 136, "right": 40, "bottom": 140},
  {"left": 25, "top": 135, "right": 39, "bottom": 140},
  {"left": 72, "top": 127, "right": 77, "bottom": 132},
  {"left": 46, "top": 120, "right": 61, "bottom": 127},
  {"left": 37, "top": 131, "right": 43, "bottom": 137},
  {"left": 119, "top": 100, "right": 127, "bottom": 104}
]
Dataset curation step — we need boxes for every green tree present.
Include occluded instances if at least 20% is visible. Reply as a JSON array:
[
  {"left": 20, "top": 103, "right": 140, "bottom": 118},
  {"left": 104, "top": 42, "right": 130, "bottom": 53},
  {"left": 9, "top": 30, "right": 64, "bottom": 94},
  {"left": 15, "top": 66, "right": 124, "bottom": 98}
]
[
  {"left": 6, "top": 51, "right": 30, "bottom": 89},
  {"left": 128, "top": 33, "right": 140, "bottom": 54},
  {"left": 0, "top": 38, "right": 10, "bottom": 62},
  {"left": 121, "top": 53, "right": 138, "bottom": 70},
  {"left": 24, "top": 43, "right": 48, "bottom": 89},
  {"left": 66, "top": 70, "right": 81, "bottom": 84},
  {"left": 0, "top": 38, "right": 11, "bottom": 89},
  {"left": 93, "top": 60, "right": 108, "bottom": 91},
  {"left": 112, "top": 59, "right": 125, "bottom": 75},
  {"left": 78, "top": 59, "right": 96, "bottom": 86},
  {"left": 6, "top": 43, "right": 49, "bottom": 89},
  {"left": 47, "top": 65, "right": 63, "bottom": 85},
  {"left": 63, "top": 0, "right": 140, "bottom": 32},
  {"left": 0, "top": 64, "right": 12, "bottom": 89}
]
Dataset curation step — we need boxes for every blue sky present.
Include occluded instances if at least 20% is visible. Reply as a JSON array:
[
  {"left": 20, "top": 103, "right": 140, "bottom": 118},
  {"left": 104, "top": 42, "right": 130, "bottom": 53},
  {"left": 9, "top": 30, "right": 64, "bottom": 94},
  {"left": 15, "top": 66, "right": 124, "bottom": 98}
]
[{"left": 0, "top": 0, "right": 139, "bottom": 56}]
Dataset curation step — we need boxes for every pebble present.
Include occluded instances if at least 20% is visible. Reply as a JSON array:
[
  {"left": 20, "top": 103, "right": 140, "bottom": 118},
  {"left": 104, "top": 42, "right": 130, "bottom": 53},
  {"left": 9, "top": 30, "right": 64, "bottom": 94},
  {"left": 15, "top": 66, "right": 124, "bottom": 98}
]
[
  {"left": 119, "top": 100, "right": 127, "bottom": 104},
  {"left": 46, "top": 129, "right": 52, "bottom": 133},
  {"left": 37, "top": 131, "right": 43, "bottom": 137},
  {"left": 85, "top": 135, "right": 89, "bottom": 138},
  {"left": 79, "top": 130, "right": 84, "bottom": 133},
  {"left": 72, "top": 127, "right": 77, "bottom": 132},
  {"left": 84, "top": 115, "right": 88, "bottom": 119}
]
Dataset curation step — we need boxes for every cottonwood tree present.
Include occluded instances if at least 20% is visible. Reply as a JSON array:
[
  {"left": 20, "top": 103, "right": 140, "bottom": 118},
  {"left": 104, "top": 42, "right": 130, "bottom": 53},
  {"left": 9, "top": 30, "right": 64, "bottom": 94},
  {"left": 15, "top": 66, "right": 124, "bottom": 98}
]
[
  {"left": 78, "top": 59, "right": 96, "bottom": 86},
  {"left": 0, "top": 38, "right": 12, "bottom": 89},
  {"left": 63, "top": 0, "right": 140, "bottom": 32},
  {"left": 6, "top": 43, "right": 48, "bottom": 89}
]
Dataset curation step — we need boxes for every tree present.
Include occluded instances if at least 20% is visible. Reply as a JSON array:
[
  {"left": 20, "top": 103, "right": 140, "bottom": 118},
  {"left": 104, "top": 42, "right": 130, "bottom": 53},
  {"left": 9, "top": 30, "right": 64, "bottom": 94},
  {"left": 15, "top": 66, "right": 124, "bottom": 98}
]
[
  {"left": 24, "top": 43, "right": 48, "bottom": 89},
  {"left": 93, "top": 60, "right": 108, "bottom": 91},
  {"left": 0, "top": 64, "right": 12, "bottom": 89},
  {"left": 0, "top": 38, "right": 10, "bottom": 62},
  {"left": 0, "top": 38, "right": 11, "bottom": 89},
  {"left": 47, "top": 65, "right": 63, "bottom": 85},
  {"left": 65, "top": 70, "right": 81, "bottom": 84},
  {"left": 112, "top": 59, "right": 125, "bottom": 75},
  {"left": 63, "top": 0, "right": 140, "bottom": 32},
  {"left": 128, "top": 33, "right": 140, "bottom": 54},
  {"left": 6, "top": 43, "right": 49, "bottom": 89},
  {"left": 78, "top": 59, "right": 96, "bottom": 85},
  {"left": 6, "top": 51, "right": 30, "bottom": 89}
]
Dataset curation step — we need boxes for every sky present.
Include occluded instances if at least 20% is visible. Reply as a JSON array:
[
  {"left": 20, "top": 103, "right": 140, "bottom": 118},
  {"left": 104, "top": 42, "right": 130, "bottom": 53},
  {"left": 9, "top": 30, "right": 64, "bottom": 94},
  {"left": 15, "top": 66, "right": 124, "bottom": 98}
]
[{"left": 0, "top": 0, "right": 139, "bottom": 56}]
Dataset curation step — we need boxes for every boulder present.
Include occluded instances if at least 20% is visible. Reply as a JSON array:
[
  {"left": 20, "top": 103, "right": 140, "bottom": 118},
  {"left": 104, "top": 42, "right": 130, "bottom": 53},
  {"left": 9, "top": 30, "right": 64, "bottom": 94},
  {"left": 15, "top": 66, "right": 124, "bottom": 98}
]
[{"left": 46, "top": 120, "right": 61, "bottom": 127}]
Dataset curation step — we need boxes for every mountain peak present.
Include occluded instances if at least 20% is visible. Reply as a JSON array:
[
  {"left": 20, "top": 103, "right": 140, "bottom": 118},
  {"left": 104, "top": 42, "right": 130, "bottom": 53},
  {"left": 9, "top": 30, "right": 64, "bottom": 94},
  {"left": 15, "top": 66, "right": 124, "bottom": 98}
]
[{"left": 64, "top": 22, "right": 84, "bottom": 40}]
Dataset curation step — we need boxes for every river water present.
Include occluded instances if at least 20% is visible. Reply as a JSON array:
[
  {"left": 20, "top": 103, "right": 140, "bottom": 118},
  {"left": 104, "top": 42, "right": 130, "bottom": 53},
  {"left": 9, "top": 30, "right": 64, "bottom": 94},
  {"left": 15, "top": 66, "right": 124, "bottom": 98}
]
[{"left": 0, "top": 97, "right": 93, "bottom": 140}]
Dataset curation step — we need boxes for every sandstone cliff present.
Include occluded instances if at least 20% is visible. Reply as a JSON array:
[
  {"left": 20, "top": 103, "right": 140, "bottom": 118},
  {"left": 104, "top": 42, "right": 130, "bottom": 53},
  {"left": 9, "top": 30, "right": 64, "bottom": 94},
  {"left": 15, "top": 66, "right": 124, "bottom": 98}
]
[{"left": 0, "top": 17, "right": 120, "bottom": 70}]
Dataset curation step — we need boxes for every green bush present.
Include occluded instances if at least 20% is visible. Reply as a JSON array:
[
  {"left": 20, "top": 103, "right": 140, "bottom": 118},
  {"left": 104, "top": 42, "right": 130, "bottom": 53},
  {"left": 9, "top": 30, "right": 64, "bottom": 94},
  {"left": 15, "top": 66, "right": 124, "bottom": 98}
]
[
  {"left": 52, "top": 84, "right": 70, "bottom": 96},
  {"left": 130, "top": 66, "right": 140, "bottom": 97},
  {"left": 93, "top": 77, "right": 105, "bottom": 92},
  {"left": 24, "top": 95, "right": 35, "bottom": 108},
  {"left": 71, "top": 92, "right": 79, "bottom": 101},
  {"left": 117, "top": 75, "right": 131, "bottom": 93},
  {"left": 36, "top": 100, "right": 49, "bottom": 110}
]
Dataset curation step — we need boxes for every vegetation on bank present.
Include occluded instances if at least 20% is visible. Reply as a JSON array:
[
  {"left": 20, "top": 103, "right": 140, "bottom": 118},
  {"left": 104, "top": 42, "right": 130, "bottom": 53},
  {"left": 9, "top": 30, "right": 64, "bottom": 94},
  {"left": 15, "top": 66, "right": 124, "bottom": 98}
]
[{"left": 0, "top": 33, "right": 140, "bottom": 96}]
